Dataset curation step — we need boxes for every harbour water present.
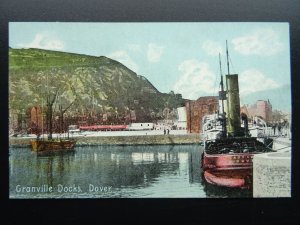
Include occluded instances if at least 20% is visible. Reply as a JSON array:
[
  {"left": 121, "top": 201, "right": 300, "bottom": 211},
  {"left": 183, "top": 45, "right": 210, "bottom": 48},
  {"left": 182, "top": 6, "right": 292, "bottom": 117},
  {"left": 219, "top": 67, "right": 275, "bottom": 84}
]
[{"left": 9, "top": 144, "right": 251, "bottom": 198}]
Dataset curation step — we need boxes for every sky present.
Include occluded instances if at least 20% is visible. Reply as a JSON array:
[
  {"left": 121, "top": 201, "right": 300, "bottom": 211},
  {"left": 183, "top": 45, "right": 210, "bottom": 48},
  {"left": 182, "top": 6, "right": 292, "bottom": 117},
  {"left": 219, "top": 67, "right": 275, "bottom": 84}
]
[{"left": 9, "top": 22, "right": 291, "bottom": 111}]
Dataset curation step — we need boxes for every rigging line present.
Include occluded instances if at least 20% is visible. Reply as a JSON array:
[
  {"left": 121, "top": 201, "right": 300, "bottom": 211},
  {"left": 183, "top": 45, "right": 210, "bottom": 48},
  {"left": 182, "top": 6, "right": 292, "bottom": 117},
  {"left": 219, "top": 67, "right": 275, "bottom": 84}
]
[
  {"left": 215, "top": 52, "right": 224, "bottom": 96},
  {"left": 213, "top": 64, "right": 219, "bottom": 99},
  {"left": 270, "top": 146, "right": 291, "bottom": 151},
  {"left": 223, "top": 54, "right": 228, "bottom": 75},
  {"left": 228, "top": 53, "right": 235, "bottom": 74}
]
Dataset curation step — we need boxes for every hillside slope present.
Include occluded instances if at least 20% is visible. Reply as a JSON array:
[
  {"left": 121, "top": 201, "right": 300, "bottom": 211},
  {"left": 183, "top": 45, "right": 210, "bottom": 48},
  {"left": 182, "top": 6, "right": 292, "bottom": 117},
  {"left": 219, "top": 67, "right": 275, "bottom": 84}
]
[{"left": 9, "top": 48, "right": 184, "bottom": 122}]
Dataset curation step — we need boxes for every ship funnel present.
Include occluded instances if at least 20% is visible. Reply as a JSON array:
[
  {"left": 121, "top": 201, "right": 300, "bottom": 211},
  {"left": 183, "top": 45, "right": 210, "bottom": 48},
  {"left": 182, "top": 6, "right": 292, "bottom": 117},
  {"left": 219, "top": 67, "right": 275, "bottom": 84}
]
[{"left": 225, "top": 74, "right": 242, "bottom": 136}]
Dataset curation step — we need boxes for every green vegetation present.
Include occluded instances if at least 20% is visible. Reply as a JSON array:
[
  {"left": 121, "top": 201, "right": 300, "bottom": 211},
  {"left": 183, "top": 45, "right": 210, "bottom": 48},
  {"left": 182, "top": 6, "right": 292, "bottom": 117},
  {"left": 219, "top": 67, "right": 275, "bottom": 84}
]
[{"left": 9, "top": 48, "right": 185, "bottom": 123}]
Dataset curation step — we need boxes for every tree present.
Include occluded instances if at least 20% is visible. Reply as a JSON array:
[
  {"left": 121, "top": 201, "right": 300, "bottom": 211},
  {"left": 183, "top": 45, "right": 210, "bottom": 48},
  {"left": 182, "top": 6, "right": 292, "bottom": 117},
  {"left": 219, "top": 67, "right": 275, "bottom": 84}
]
[{"left": 270, "top": 110, "right": 285, "bottom": 124}]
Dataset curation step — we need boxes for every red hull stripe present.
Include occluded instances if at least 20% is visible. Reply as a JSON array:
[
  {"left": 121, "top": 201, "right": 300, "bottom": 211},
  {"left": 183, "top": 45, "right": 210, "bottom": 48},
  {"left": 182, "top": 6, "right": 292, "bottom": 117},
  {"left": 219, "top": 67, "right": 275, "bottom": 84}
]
[{"left": 204, "top": 171, "right": 245, "bottom": 188}]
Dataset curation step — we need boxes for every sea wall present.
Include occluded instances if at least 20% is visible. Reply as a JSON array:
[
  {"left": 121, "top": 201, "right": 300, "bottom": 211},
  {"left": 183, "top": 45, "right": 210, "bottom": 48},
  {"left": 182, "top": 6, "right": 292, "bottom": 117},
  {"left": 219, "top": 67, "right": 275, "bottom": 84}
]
[
  {"left": 9, "top": 134, "right": 200, "bottom": 147},
  {"left": 253, "top": 150, "right": 291, "bottom": 198}
]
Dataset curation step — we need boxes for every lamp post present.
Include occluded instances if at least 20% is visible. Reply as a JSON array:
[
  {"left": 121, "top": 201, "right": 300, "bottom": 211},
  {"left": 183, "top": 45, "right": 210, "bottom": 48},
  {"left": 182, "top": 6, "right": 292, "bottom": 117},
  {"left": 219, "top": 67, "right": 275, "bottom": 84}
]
[{"left": 189, "top": 101, "right": 192, "bottom": 133}]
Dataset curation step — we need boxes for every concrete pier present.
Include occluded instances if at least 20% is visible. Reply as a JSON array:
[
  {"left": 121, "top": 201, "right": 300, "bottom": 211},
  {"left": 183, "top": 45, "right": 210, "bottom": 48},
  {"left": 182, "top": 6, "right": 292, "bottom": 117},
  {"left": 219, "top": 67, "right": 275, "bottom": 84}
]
[{"left": 253, "top": 137, "right": 291, "bottom": 197}]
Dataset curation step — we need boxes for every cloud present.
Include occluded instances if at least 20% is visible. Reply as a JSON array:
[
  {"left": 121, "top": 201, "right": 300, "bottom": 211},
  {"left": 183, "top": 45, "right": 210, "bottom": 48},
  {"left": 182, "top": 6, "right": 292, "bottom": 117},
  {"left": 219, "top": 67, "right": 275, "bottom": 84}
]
[
  {"left": 108, "top": 50, "right": 138, "bottom": 72},
  {"left": 127, "top": 44, "right": 141, "bottom": 52},
  {"left": 239, "top": 69, "right": 279, "bottom": 95},
  {"left": 173, "top": 60, "right": 216, "bottom": 99},
  {"left": 147, "top": 43, "right": 164, "bottom": 63},
  {"left": 18, "top": 33, "right": 65, "bottom": 51},
  {"left": 173, "top": 62, "right": 280, "bottom": 100},
  {"left": 202, "top": 40, "right": 223, "bottom": 56},
  {"left": 232, "top": 28, "right": 284, "bottom": 56}
]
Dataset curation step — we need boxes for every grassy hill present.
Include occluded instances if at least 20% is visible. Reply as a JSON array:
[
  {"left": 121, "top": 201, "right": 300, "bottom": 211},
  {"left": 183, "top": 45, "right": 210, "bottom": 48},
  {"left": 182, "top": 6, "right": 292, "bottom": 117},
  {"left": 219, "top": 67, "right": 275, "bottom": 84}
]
[{"left": 9, "top": 48, "right": 185, "bottom": 123}]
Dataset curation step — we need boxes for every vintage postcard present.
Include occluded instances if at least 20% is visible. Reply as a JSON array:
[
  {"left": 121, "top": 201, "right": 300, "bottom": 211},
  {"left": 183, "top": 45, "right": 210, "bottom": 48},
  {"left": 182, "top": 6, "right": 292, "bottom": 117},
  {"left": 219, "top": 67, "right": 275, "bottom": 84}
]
[{"left": 9, "top": 22, "right": 291, "bottom": 198}]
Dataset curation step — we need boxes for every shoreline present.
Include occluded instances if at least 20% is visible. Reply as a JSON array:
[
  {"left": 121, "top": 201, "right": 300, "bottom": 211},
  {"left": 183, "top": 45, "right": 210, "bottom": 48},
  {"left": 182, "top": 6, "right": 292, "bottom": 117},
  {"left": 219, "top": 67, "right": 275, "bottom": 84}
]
[{"left": 9, "top": 133, "right": 201, "bottom": 148}]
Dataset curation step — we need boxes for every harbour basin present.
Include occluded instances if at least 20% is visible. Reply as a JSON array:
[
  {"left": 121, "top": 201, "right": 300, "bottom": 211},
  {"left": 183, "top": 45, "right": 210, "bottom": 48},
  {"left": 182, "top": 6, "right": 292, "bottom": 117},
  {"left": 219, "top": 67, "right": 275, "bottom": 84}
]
[{"left": 9, "top": 144, "right": 251, "bottom": 198}]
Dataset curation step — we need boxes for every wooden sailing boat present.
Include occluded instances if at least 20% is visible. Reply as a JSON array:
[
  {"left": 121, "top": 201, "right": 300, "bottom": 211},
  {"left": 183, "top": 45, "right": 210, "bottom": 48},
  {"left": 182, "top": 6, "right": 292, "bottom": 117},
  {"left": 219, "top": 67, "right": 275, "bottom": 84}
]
[
  {"left": 30, "top": 73, "right": 76, "bottom": 153},
  {"left": 30, "top": 137, "right": 76, "bottom": 152}
]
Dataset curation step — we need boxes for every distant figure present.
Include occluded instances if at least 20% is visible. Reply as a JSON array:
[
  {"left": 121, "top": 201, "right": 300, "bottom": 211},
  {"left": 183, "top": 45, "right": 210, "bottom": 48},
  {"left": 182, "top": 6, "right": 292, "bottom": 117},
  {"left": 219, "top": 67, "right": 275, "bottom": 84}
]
[
  {"left": 164, "top": 129, "right": 166, "bottom": 135},
  {"left": 253, "top": 120, "right": 257, "bottom": 127},
  {"left": 167, "top": 129, "right": 170, "bottom": 135},
  {"left": 278, "top": 123, "right": 282, "bottom": 136}
]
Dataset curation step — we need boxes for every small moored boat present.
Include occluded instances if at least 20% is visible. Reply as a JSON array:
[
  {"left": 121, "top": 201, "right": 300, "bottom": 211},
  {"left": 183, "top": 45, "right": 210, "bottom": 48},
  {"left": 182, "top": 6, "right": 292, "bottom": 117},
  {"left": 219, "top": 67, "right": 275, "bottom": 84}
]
[
  {"left": 30, "top": 75, "right": 77, "bottom": 153},
  {"left": 30, "top": 138, "right": 76, "bottom": 152}
]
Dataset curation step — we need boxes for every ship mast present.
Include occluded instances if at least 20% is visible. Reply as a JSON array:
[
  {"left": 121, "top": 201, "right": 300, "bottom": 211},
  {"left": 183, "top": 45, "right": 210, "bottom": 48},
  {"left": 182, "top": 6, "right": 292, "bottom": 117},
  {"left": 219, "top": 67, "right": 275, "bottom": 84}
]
[
  {"left": 219, "top": 53, "right": 225, "bottom": 114},
  {"left": 46, "top": 71, "right": 56, "bottom": 140},
  {"left": 41, "top": 98, "right": 44, "bottom": 140},
  {"left": 219, "top": 53, "right": 227, "bottom": 138},
  {"left": 226, "top": 40, "right": 230, "bottom": 76},
  {"left": 225, "top": 40, "right": 243, "bottom": 137}
]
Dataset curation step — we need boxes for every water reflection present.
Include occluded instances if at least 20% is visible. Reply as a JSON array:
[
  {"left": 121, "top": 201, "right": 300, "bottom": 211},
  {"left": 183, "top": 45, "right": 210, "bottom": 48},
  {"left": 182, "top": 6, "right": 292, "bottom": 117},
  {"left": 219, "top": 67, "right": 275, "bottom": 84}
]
[{"left": 9, "top": 145, "right": 250, "bottom": 198}]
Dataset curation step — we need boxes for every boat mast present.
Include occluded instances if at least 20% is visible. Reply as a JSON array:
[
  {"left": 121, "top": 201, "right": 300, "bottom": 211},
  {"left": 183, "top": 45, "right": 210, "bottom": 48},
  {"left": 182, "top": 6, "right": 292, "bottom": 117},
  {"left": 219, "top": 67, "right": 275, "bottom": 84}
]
[
  {"left": 219, "top": 53, "right": 225, "bottom": 114},
  {"left": 226, "top": 40, "right": 230, "bottom": 76},
  {"left": 46, "top": 72, "right": 53, "bottom": 140},
  {"left": 225, "top": 40, "right": 243, "bottom": 137},
  {"left": 59, "top": 95, "right": 63, "bottom": 138},
  {"left": 41, "top": 98, "right": 44, "bottom": 139},
  {"left": 219, "top": 53, "right": 227, "bottom": 138}
]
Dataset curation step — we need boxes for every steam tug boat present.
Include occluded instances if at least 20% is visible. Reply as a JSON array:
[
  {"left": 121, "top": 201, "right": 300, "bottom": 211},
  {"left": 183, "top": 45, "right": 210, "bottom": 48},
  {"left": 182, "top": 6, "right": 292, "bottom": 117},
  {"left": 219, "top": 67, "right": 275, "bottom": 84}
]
[{"left": 201, "top": 43, "right": 273, "bottom": 189}]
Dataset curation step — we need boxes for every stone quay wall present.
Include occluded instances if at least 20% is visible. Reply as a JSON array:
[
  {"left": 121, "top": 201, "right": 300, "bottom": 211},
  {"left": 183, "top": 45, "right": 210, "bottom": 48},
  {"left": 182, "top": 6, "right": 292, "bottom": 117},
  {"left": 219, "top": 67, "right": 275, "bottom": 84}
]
[
  {"left": 253, "top": 151, "right": 291, "bottom": 197},
  {"left": 253, "top": 138, "right": 291, "bottom": 198},
  {"left": 9, "top": 134, "right": 200, "bottom": 147}
]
